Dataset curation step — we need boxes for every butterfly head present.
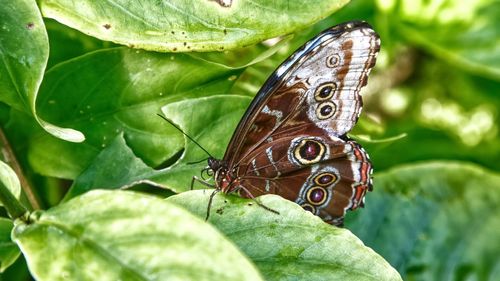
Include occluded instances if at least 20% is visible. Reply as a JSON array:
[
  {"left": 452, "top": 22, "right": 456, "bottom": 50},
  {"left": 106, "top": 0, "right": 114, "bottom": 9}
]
[
  {"left": 207, "top": 157, "right": 239, "bottom": 193},
  {"left": 207, "top": 157, "right": 223, "bottom": 172}
]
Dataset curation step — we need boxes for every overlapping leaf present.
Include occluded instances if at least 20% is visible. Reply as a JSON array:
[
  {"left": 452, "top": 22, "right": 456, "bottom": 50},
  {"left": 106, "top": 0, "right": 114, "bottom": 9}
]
[
  {"left": 169, "top": 191, "right": 402, "bottom": 281},
  {"left": 0, "top": 161, "right": 21, "bottom": 205},
  {"left": 40, "top": 0, "right": 350, "bottom": 52},
  {"left": 0, "top": 0, "right": 83, "bottom": 142},
  {"left": 23, "top": 48, "right": 240, "bottom": 179},
  {"left": 63, "top": 95, "right": 250, "bottom": 200},
  {"left": 13, "top": 190, "right": 263, "bottom": 281}
]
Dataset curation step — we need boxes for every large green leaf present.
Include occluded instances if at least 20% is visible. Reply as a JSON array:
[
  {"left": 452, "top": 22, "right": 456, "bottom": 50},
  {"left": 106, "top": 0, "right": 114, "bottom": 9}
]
[
  {"left": 0, "top": 0, "right": 83, "bottom": 142},
  {"left": 25, "top": 47, "right": 240, "bottom": 179},
  {"left": 169, "top": 191, "right": 402, "bottom": 281},
  {"left": 40, "top": 0, "right": 350, "bottom": 52},
  {"left": 345, "top": 162, "right": 500, "bottom": 280},
  {"left": 20, "top": 35, "right": 286, "bottom": 180},
  {"left": 13, "top": 190, "right": 263, "bottom": 281},
  {"left": 65, "top": 95, "right": 250, "bottom": 199}
]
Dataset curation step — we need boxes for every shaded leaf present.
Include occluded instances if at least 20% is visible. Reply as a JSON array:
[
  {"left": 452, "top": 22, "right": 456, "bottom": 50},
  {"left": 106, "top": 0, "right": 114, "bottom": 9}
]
[
  {"left": 28, "top": 47, "right": 240, "bottom": 179},
  {"left": 26, "top": 39, "right": 284, "bottom": 181},
  {"left": 13, "top": 190, "right": 263, "bottom": 281},
  {"left": 0, "top": 255, "right": 31, "bottom": 281},
  {"left": 346, "top": 161, "right": 500, "bottom": 280},
  {"left": 40, "top": 0, "right": 350, "bottom": 52},
  {"left": 45, "top": 19, "right": 117, "bottom": 68},
  {"left": 169, "top": 191, "right": 402, "bottom": 281},
  {"left": 0, "top": 218, "right": 19, "bottom": 272},
  {"left": 65, "top": 95, "right": 251, "bottom": 198},
  {"left": 64, "top": 134, "right": 162, "bottom": 200},
  {"left": 0, "top": 0, "right": 84, "bottom": 142}
]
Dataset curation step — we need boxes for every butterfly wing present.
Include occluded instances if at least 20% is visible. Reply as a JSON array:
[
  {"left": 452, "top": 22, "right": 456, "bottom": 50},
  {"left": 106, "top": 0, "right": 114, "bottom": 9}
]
[
  {"left": 222, "top": 21, "right": 380, "bottom": 225},
  {"left": 224, "top": 21, "right": 380, "bottom": 167},
  {"left": 235, "top": 131, "right": 372, "bottom": 226}
]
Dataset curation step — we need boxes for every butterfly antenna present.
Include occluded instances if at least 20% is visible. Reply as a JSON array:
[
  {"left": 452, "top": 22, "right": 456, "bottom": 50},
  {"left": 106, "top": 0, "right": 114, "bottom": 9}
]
[
  {"left": 187, "top": 158, "right": 209, "bottom": 165},
  {"left": 157, "top": 114, "right": 214, "bottom": 158}
]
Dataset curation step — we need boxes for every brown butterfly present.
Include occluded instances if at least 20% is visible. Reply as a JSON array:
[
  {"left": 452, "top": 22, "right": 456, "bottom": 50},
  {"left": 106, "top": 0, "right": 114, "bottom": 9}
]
[{"left": 201, "top": 21, "right": 380, "bottom": 226}]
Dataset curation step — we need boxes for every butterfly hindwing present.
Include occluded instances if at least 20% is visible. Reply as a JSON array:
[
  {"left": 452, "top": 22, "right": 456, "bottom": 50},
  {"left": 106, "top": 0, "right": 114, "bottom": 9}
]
[{"left": 236, "top": 132, "right": 372, "bottom": 224}]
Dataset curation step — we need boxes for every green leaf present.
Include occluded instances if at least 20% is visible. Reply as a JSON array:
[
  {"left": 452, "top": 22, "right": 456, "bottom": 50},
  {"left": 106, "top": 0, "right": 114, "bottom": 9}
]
[
  {"left": 64, "top": 134, "right": 162, "bottom": 200},
  {"left": 0, "top": 255, "right": 31, "bottom": 281},
  {"left": 28, "top": 47, "right": 240, "bottom": 179},
  {"left": 65, "top": 95, "right": 251, "bottom": 198},
  {"left": 0, "top": 0, "right": 84, "bottom": 142},
  {"left": 22, "top": 34, "right": 283, "bottom": 181},
  {"left": 168, "top": 191, "right": 402, "bottom": 281},
  {"left": 0, "top": 218, "right": 20, "bottom": 272},
  {"left": 40, "top": 0, "right": 350, "bottom": 52},
  {"left": 156, "top": 95, "right": 251, "bottom": 192},
  {"left": 0, "top": 0, "right": 48, "bottom": 113},
  {"left": 13, "top": 190, "right": 263, "bottom": 281},
  {"left": 345, "top": 161, "right": 500, "bottom": 280},
  {"left": 377, "top": 0, "right": 500, "bottom": 80},
  {"left": 0, "top": 161, "right": 21, "bottom": 205},
  {"left": 45, "top": 19, "right": 116, "bottom": 68}
]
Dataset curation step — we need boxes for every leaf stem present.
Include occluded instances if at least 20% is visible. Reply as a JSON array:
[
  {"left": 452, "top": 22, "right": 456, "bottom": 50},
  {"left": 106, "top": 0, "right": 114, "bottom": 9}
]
[
  {"left": 0, "top": 126, "right": 41, "bottom": 210},
  {"left": 0, "top": 181, "right": 28, "bottom": 220}
]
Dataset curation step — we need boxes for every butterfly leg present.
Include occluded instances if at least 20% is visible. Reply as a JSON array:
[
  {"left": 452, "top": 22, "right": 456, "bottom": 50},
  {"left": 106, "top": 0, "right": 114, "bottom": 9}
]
[
  {"left": 205, "top": 189, "right": 219, "bottom": 221},
  {"left": 190, "top": 176, "right": 215, "bottom": 190},
  {"left": 190, "top": 176, "right": 220, "bottom": 222},
  {"left": 237, "top": 185, "right": 280, "bottom": 215}
]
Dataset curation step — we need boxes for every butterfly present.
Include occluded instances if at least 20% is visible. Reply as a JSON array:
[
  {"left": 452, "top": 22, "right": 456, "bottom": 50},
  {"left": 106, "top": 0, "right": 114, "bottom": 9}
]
[{"left": 201, "top": 21, "right": 380, "bottom": 226}]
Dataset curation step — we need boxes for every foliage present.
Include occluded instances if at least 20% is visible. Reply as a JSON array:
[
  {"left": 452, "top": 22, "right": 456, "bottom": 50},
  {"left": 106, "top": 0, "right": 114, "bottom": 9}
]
[{"left": 0, "top": 0, "right": 498, "bottom": 280}]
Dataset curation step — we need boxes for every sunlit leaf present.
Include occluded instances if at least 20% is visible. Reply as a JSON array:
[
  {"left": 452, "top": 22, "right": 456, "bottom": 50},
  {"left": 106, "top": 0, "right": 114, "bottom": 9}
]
[
  {"left": 169, "top": 191, "right": 402, "bottom": 281},
  {"left": 0, "top": 161, "right": 21, "bottom": 205},
  {"left": 40, "top": 0, "right": 350, "bottom": 52},
  {"left": 13, "top": 190, "right": 263, "bottom": 281}
]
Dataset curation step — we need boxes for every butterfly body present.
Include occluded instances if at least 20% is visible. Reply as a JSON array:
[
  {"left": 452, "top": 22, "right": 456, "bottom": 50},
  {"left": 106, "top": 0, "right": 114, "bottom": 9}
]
[{"left": 207, "top": 21, "right": 380, "bottom": 226}]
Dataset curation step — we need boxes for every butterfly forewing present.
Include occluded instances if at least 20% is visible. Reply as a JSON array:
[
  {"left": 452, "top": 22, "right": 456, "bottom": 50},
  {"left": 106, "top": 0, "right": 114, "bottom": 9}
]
[
  {"left": 212, "top": 21, "right": 380, "bottom": 226},
  {"left": 224, "top": 21, "right": 379, "bottom": 167}
]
